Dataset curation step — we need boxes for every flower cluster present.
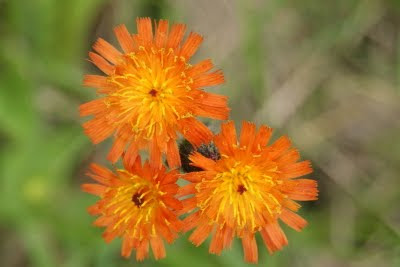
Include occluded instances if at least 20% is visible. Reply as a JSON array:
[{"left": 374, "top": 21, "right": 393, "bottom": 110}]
[{"left": 80, "top": 17, "right": 318, "bottom": 263}]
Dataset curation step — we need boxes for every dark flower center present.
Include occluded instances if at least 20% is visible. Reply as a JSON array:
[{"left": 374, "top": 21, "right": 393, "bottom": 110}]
[
  {"left": 132, "top": 193, "right": 144, "bottom": 207},
  {"left": 149, "top": 89, "right": 158, "bottom": 97},
  {"left": 237, "top": 184, "right": 247, "bottom": 195}
]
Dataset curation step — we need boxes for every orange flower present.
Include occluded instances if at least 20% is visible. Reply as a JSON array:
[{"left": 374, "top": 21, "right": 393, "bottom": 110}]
[
  {"left": 81, "top": 155, "right": 182, "bottom": 261},
  {"left": 179, "top": 121, "right": 318, "bottom": 263},
  {"left": 80, "top": 17, "right": 229, "bottom": 168}
]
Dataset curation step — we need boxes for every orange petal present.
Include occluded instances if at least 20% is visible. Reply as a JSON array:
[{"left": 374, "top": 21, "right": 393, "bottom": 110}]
[
  {"left": 261, "top": 222, "right": 288, "bottom": 254},
  {"left": 90, "top": 163, "right": 116, "bottom": 179},
  {"left": 159, "top": 171, "right": 179, "bottom": 185},
  {"left": 276, "top": 149, "right": 300, "bottom": 167},
  {"left": 86, "top": 173, "right": 110, "bottom": 186},
  {"left": 196, "top": 91, "right": 228, "bottom": 108},
  {"left": 242, "top": 232, "right": 258, "bottom": 263},
  {"left": 222, "top": 226, "right": 234, "bottom": 250},
  {"left": 88, "top": 52, "right": 113, "bottom": 75},
  {"left": 179, "top": 117, "right": 213, "bottom": 147},
  {"left": 182, "top": 211, "right": 201, "bottom": 232},
  {"left": 220, "top": 120, "right": 237, "bottom": 146},
  {"left": 130, "top": 154, "right": 143, "bottom": 175},
  {"left": 82, "top": 74, "right": 109, "bottom": 89},
  {"left": 136, "top": 17, "right": 153, "bottom": 45},
  {"left": 150, "top": 139, "right": 162, "bottom": 169},
  {"left": 114, "top": 24, "right": 135, "bottom": 53},
  {"left": 87, "top": 204, "right": 101, "bottom": 215},
  {"left": 187, "top": 59, "right": 214, "bottom": 77},
  {"left": 136, "top": 240, "right": 149, "bottom": 261},
  {"left": 239, "top": 121, "right": 256, "bottom": 149},
  {"left": 179, "top": 197, "right": 198, "bottom": 216},
  {"left": 267, "top": 136, "right": 291, "bottom": 160},
  {"left": 93, "top": 216, "right": 114, "bottom": 227},
  {"left": 213, "top": 136, "right": 229, "bottom": 157},
  {"left": 280, "top": 209, "right": 308, "bottom": 232},
  {"left": 150, "top": 235, "right": 166, "bottom": 260},
  {"left": 189, "top": 222, "right": 213, "bottom": 246},
  {"left": 280, "top": 161, "right": 313, "bottom": 179},
  {"left": 177, "top": 183, "right": 196, "bottom": 197},
  {"left": 283, "top": 199, "right": 301, "bottom": 212},
  {"left": 194, "top": 105, "right": 227, "bottom": 120},
  {"left": 253, "top": 124, "right": 273, "bottom": 151},
  {"left": 166, "top": 138, "right": 181, "bottom": 169},
  {"left": 180, "top": 32, "right": 203, "bottom": 59},
  {"left": 156, "top": 218, "right": 176, "bottom": 243},
  {"left": 167, "top": 23, "right": 186, "bottom": 49},
  {"left": 121, "top": 235, "right": 134, "bottom": 258},
  {"left": 160, "top": 184, "right": 179, "bottom": 195},
  {"left": 102, "top": 228, "right": 118, "bottom": 243},
  {"left": 281, "top": 178, "right": 318, "bottom": 192},
  {"left": 81, "top": 183, "right": 106, "bottom": 196},
  {"left": 93, "top": 38, "right": 122, "bottom": 64},
  {"left": 193, "top": 70, "right": 224, "bottom": 88},
  {"left": 194, "top": 92, "right": 229, "bottom": 120},
  {"left": 123, "top": 142, "right": 139, "bottom": 171},
  {"left": 107, "top": 137, "right": 128, "bottom": 163},
  {"left": 209, "top": 227, "right": 225, "bottom": 255},
  {"left": 82, "top": 117, "right": 114, "bottom": 144},
  {"left": 183, "top": 171, "right": 213, "bottom": 182},
  {"left": 131, "top": 33, "right": 139, "bottom": 45},
  {"left": 161, "top": 196, "right": 183, "bottom": 211},
  {"left": 155, "top": 19, "right": 169, "bottom": 48},
  {"left": 79, "top": 99, "right": 106, "bottom": 117},
  {"left": 286, "top": 190, "right": 318, "bottom": 201},
  {"left": 188, "top": 152, "right": 216, "bottom": 171}
]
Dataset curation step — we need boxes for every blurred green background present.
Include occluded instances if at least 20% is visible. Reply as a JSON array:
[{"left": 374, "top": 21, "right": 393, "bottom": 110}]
[{"left": 1, "top": 0, "right": 400, "bottom": 266}]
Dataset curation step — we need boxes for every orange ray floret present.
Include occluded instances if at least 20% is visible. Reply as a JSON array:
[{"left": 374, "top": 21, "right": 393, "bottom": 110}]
[
  {"left": 80, "top": 18, "right": 229, "bottom": 168},
  {"left": 82, "top": 155, "right": 183, "bottom": 261},
  {"left": 180, "top": 121, "right": 318, "bottom": 263}
]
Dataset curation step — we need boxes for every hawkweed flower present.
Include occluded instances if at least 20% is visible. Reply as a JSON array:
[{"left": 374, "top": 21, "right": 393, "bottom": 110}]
[
  {"left": 82, "top": 155, "right": 182, "bottom": 261},
  {"left": 179, "top": 121, "right": 318, "bottom": 263},
  {"left": 80, "top": 17, "right": 229, "bottom": 168}
]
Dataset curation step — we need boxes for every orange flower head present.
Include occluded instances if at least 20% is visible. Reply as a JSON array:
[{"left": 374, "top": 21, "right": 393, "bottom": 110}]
[
  {"left": 179, "top": 121, "right": 318, "bottom": 263},
  {"left": 82, "top": 155, "right": 183, "bottom": 261},
  {"left": 80, "top": 17, "right": 229, "bottom": 168}
]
